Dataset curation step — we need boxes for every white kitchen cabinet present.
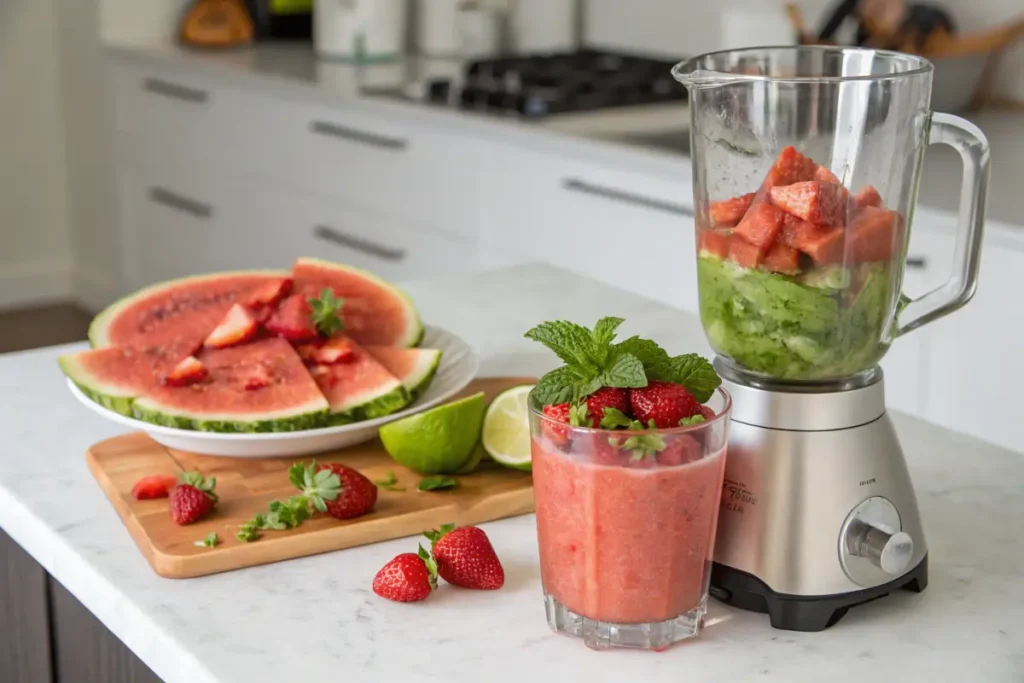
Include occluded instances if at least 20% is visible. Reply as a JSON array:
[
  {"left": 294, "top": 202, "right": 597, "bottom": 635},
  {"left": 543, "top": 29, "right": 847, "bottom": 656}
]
[
  {"left": 483, "top": 148, "right": 699, "bottom": 313},
  {"left": 241, "top": 185, "right": 481, "bottom": 283},
  {"left": 924, "top": 238, "right": 1024, "bottom": 453}
]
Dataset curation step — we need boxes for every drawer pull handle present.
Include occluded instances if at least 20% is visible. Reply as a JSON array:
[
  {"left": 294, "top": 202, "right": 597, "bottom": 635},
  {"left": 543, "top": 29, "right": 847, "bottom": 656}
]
[
  {"left": 310, "top": 120, "right": 408, "bottom": 151},
  {"left": 147, "top": 187, "right": 212, "bottom": 219},
  {"left": 314, "top": 225, "right": 406, "bottom": 262},
  {"left": 562, "top": 178, "right": 694, "bottom": 217},
  {"left": 142, "top": 78, "right": 209, "bottom": 104},
  {"left": 906, "top": 257, "right": 928, "bottom": 269}
]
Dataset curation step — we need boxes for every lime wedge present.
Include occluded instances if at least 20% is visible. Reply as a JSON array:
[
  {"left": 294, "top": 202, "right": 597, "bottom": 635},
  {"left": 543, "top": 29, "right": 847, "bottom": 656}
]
[
  {"left": 379, "top": 392, "right": 485, "bottom": 475},
  {"left": 482, "top": 385, "right": 535, "bottom": 471}
]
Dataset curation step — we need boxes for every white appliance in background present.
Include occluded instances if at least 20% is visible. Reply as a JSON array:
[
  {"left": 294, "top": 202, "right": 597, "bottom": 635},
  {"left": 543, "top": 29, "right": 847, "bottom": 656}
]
[
  {"left": 314, "top": 0, "right": 408, "bottom": 62},
  {"left": 508, "top": 0, "right": 576, "bottom": 53},
  {"left": 417, "top": 0, "right": 504, "bottom": 58},
  {"left": 720, "top": 7, "right": 794, "bottom": 49}
]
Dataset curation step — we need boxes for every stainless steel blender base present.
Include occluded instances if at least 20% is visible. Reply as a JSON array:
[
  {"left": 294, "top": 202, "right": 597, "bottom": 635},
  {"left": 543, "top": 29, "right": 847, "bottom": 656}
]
[{"left": 711, "top": 363, "right": 928, "bottom": 631}]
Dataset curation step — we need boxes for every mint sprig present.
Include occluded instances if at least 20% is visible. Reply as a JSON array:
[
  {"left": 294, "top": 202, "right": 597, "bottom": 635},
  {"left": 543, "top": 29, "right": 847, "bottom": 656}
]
[
  {"left": 647, "top": 354, "right": 721, "bottom": 403},
  {"left": 308, "top": 287, "right": 344, "bottom": 337},
  {"left": 418, "top": 476, "right": 458, "bottom": 492},
  {"left": 374, "top": 470, "right": 405, "bottom": 492},
  {"left": 526, "top": 317, "right": 647, "bottom": 404}
]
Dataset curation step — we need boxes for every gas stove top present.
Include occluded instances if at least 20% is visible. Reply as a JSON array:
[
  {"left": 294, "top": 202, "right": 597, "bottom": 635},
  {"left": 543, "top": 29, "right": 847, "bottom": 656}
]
[{"left": 424, "top": 49, "right": 687, "bottom": 118}]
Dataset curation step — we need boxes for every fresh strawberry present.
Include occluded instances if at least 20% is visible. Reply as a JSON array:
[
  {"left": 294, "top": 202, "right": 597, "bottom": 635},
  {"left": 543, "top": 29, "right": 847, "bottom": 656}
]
[
  {"left": 630, "top": 380, "right": 703, "bottom": 429},
  {"left": 264, "top": 294, "right": 318, "bottom": 342},
  {"left": 373, "top": 547, "right": 437, "bottom": 602},
  {"left": 541, "top": 402, "right": 571, "bottom": 448},
  {"left": 770, "top": 181, "right": 849, "bottom": 226},
  {"left": 424, "top": 524, "right": 505, "bottom": 590},
  {"left": 204, "top": 304, "right": 259, "bottom": 349},
  {"left": 698, "top": 404, "right": 716, "bottom": 420},
  {"left": 584, "top": 387, "right": 631, "bottom": 428},
  {"left": 169, "top": 472, "right": 218, "bottom": 525},
  {"left": 708, "top": 193, "right": 754, "bottom": 227},
  {"left": 311, "top": 463, "right": 378, "bottom": 519},
  {"left": 297, "top": 337, "right": 357, "bottom": 365},
  {"left": 162, "top": 356, "right": 208, "bottom": 387},
  {"left": 244, "top": 364, "right": 271, "bottom": 391},
  {"left": 243, "top": 278, "right": 293, "bottom": 308},
  {"left": 130, "top": 474, "right": 178, "bottom": 501}
]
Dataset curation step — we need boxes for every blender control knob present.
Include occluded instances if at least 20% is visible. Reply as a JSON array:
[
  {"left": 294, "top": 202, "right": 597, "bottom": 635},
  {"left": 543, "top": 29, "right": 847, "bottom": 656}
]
[{"left": 846, "top": 520, "right": 914, "bottom": 575}]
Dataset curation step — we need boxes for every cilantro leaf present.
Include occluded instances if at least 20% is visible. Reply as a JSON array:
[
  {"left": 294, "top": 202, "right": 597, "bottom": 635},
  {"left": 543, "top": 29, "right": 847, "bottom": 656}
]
[
  {"left": 568, "top": 402, "right": 590, "bottom": 427},
  {"left": 679, "top": 414, "right": 707, "bottom": 426},
  {"left": 418, "top": 476, "right": 459, "bottom": 492},
  {"left": 374, "top": 471, "right": 405, "bottom": 492},
  {"left": 599, "top": 407, "right": 634, "bottom": 429},
  {"left": 648, "top": 354, "right": 721, "bottom": 403},
  {"left": 308, "top": 287, "right": 344, "bottom": 337},
  {"left": 194, "top": 532, "right": 220, "bottom": 548}
]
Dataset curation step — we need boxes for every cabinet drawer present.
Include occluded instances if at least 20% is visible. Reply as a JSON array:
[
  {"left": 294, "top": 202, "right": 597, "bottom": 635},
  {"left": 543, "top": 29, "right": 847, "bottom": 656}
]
[
  {"left": 117, "top": 158, "right": 250, "bottom": 290},
  {"left": 239, "top": 96, "right": 482, "bottom": 241},
  {"left": 485, "top": 150, "right": 698, "bottom": 312},
  {"left": 244, "top": 186, "right": 481, "bottom": 283}
]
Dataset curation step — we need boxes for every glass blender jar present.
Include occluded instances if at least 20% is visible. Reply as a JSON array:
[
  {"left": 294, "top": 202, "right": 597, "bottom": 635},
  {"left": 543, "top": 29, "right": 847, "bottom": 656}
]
[{"left": 673, "top": 46, "right": 989, "bottom": 631}]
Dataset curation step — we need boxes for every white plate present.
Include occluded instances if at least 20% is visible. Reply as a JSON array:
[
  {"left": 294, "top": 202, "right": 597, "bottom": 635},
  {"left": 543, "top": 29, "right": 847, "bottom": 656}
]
[{"left": 68, "top": 326, "right": 479, "bottom": 458}]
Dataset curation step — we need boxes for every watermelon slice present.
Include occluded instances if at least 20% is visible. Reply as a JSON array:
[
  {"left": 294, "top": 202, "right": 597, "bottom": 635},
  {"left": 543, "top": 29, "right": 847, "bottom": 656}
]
[
  {"left": 292, "top": 258, "right": 422, "bottom": 348},
  {"left": 306, "top": 337, "right": 410, "bottom": 425},
  {"left": 89, "top": 270, "right": 287, "bottom": 349},
  {"left": 132, "top": 338, "right": 330, "bottom": 432},
  {"left": 364, "top": 346, "right": 442, "bottom": 401}
]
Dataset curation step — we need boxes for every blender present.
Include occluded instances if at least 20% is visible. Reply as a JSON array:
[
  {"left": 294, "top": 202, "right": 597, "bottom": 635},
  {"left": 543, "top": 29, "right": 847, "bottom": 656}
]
[{"left": 672, "top": 47, "right": 990, "bottom": 631}]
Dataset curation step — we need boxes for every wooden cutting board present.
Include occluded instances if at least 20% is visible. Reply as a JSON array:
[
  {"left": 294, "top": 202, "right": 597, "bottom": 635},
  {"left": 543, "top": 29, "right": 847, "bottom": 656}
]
[{"left": 86, "top": 377, "right": 535, "bottom": 579}]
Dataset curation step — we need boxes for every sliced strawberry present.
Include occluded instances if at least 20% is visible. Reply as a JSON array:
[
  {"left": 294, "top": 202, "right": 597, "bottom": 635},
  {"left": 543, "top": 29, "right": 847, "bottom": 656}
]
[
  {"left": 203, "top": 304, "right": 259, "bottom": 349},
  {"left": 759, "top": 146, "right": 819, "bottom": 193},
  {"left": 770, "top": 181, "right": 849, "bottom": 226},
  {"left": 814, "top": 165, "right": 842, "bottom": 185},
  {"left": 163, "top": 356, "right": 208, "bottom": 387},
  {"left": 264, "top": 295, "right": 318, "bottom": 343},
  {"left": 541, "top": 403, "right": 571, "bottom": 449},
  {"left": 848, "top": 207, "right": 902, "bottom": 263},
  {"left": 243, "top": 278, "right": 293, "bottom": 309},
  {"left": 854, "top": 186, "right": 883, "bottom": 209},
  {"left": 777, "top": 213, "right": 826, "bottom": 250},
  {"left": 733, "top": 203, "right": 784, "bottom": 247},
  {"left": 244, "top": 364, "right": 272, "bottom": 391},
  {"left": 303, "top": 337, "right": 357, "bottom": 365},
  {"left": 799, "top": 226, "right": 847, "bottom": 265},
  {"left": 698, "top": 229, "right": 732, "bottom": 259},
  {"left": 131, "top": 474, "right": 178, "bottom": 501},
  {"left": 762, "top": 243, "right": 802, "bottom": 274},
  {"left": 708, "top": 193, "right": 755, "bottom": 227},
  {"left": 728, "top": 237, "right": 765, "bottom": 269}
]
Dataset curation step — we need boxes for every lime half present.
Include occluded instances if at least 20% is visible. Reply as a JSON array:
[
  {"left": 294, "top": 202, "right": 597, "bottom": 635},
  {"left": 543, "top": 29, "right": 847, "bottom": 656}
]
[
  {"left": 379, "top": 392, "right": 485, "bottom": 475},
  {"left": 482, "top": 385, "right": 535, "bottom": 471}
]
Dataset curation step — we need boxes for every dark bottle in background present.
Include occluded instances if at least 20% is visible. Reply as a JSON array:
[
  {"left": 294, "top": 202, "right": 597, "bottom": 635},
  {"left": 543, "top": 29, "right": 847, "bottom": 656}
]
[{"left": 244, "top": 0, "right": 313, "bottom": 40}]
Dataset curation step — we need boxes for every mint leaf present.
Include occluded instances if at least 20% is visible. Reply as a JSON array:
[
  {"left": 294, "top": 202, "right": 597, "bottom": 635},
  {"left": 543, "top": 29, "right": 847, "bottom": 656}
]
[
  {"left": 569, "top": 402, "right": 590, "bottom": 427},
  {"left": 524, "top": 321, "right": 600, "bottom": 374},
  {"left": 648, "top": 353, "right": 721, "bottom": 403},
  {"left": 614, "top": 336, "right": 669, "bottom": 371},
  {"left": 373, "top": 470, "right": 405, "bottom": 491},
  {"left": 600, "top": 407, "right": 634, "bottom": 429},
  {"left": 533, "top": 366, "right": 582, "bottom": 406},
  {"left": 595, "top": 352, "right": 647, "bottom": 389},
  {"left": 194, "top": 532, "right": 219, "bottom": 548},
  {"left": 679, "top": 414, "right": 707, "bottom": 426},
  {"left": 308, "top": 287, "right": 344, "bottom": 336},
  {"left": 591, "top": 317, "right": 625, "bottom": 364},
  {"left": 418, "top": 476, "right": 458, "bottom": 492}
]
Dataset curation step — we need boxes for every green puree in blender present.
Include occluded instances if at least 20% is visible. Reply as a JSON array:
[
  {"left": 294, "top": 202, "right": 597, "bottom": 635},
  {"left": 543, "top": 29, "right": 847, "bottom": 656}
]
[{"left": 697, "top": 255, "right": 892, "bottom": 380}]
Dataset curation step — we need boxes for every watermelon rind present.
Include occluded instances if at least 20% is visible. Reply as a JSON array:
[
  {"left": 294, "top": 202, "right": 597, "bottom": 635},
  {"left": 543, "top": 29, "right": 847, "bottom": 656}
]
[
  {"left": 58, "top": 352, "right": 137, "bottom": 416},
  {"left": 88, "top": 269, "right": 288, "bottom": 348},
  {"left": 400, "top": 349, "right": 442, "bottom": 401},
  {"left": 130, "top": 396, "right": 331, "bottom": 433},
  {"left": 295, "top": 258, "right": 423, "bottom": 348},
  {"left": 325, "top": 384, "right": 411, "bottom": 426}
]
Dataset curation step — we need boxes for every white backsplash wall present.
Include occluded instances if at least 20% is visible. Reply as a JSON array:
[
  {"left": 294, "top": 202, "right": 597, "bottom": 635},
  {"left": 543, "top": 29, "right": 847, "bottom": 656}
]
[{"left": 584, "top": 0, "right": 1024, "bottom": 102}]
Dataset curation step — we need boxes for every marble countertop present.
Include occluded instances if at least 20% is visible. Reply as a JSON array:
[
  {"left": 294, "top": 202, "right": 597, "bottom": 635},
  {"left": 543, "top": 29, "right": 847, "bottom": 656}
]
[
  {"left": 105, "top": 41, "right": 1024, "bottom": 229},
  {"left": 1, "top": 264, "right": 1023, "bottom": 683}
]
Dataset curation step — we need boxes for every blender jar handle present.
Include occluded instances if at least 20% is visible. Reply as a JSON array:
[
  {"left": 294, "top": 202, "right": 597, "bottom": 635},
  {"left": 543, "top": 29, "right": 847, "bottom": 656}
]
[{"left": 896, "top": 113, "right": 990, "bottom": 337}]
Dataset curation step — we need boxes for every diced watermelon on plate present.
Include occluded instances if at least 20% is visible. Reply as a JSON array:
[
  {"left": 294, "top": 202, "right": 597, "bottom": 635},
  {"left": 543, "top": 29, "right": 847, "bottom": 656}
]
[
  {"left": 849, "top": 206, "right": 902, "bottom": 263},
  {"left": 698, "top": 229, "right": 732, "bottom": 259},
  {"left": 728, "top": 237, "right": 765, "bottom": 269},
  {"left": 770, "top": 181, "right": 849, "bottom": 226},
  {"left": 733, "top": 203, "right": 785, "bottom": 247},
  {"left": 762, "top": 244, "right": 802, "bottom": 274},
  {"left": 854, "top": 186, "right": 883, "bottom": 209},
  {"left": 708, "top": 193, "right": 754, "bottom": 227}
]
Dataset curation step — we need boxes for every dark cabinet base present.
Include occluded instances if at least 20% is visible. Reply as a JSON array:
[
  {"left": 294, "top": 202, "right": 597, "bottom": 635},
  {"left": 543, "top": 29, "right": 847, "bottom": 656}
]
[{"left": 0, "top": 528, "right": 162, "bottom": 683}]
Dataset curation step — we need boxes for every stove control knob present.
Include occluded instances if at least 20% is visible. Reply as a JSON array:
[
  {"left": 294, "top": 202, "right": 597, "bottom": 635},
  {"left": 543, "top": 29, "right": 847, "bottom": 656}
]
[{"left": 846, "top": 521, "right": 914, "bottom": 575}]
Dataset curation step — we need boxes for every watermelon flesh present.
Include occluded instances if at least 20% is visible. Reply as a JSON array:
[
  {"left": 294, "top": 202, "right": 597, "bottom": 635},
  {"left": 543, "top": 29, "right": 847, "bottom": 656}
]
[
  {"left": 292, "top": 258, "right": 423, "bottom": 348},
  {"left": 132, "top": 338, "right": 329, "bottom": 432},
  {"left": 364, "top": 346, "right": 442, "bottom": 401},
  {"left": 306, "top": 337, "right": 410, "bottom": 425}
]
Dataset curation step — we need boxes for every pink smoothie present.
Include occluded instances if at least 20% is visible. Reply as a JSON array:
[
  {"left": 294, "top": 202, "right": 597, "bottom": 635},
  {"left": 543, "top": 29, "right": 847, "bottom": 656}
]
[{"left": 533, "top": 440, "right": 727, "bottom": 624}]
